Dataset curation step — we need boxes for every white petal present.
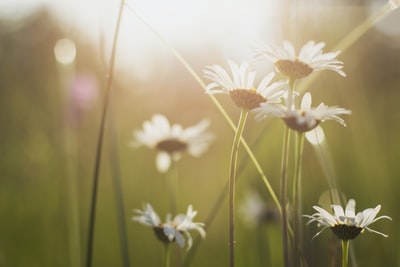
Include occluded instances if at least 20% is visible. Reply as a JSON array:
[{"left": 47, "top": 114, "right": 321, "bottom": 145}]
[
  {"left": 156, "top": 152, "right": 171, "bottom": 173},
  {"left": 301, "top": 93, "right": 312, "bottom": 111},
  {"left": 345, "top": 199, "right": 356, "bottom": 219}
]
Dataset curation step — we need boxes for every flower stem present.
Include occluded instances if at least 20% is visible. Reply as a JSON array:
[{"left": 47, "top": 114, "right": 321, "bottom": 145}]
[
  {"left": 341, "top": 240, "right": 349, "bottom": 267},
  {"left": 229, "top": 109, "right": 248, "bottom": 267},
  {"left": 167, "top": 161, "right": 179, "bottom": 214},
  {"left": 124, "top": 4, "right": 282, "bottom": 216},
  {"left": 292, "top": 132, "right": 305, "bottom": 267},
  {"left": 165, "top": 244, "right": 171, "bottom": 267},
  {"left": 280, "top": 125, "right": 291, "bottom": 267},
  {"left": 85, "top": 1, "right": 125, "bottom": 267}
]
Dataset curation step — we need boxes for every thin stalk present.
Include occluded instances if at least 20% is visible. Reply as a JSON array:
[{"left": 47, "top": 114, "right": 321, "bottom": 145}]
[
  {"left": 292, "top": 132, "right": 305, "bottom": 267},
  {"left": 228, "top": 109, "right": 248, "bottom": 267},
  {"left": 107, "top": 101, "right": 131, "bottom": 267},
  {"left": 280, "top": 126, "right": 291, "bottom": 267},
  {"left": 298, "top": 1, "right": 396, "bottom": 94},
  {"left": 165, "top": 244, "right": 171, "bottom": 267},
  {"left": 182, "top": 135, "right": 259, "bottom": 267},
  {"left": 167, "top": 161, "right": 179, "bottom": 214},
  {"left": 341, "top": 240, "right": 349, "bottom": 267},
  {"left": 85, "top": 1, "right": 125, "bottom": 267},
  {"left": 124, "top": 4, "right": 281, "bottom": 215}
]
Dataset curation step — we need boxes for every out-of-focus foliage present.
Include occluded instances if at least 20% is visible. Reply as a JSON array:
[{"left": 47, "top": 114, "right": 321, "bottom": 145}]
[{"left": 1, "top": 1, "right": 400, "bottom": 267}]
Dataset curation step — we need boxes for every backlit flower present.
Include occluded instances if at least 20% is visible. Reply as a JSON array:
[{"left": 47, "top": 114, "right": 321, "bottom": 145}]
[
  {"left": 133, "top": 203, "right": 206, "bottom": 249},
  {"left": 304, "top": 199, "right": 391, "bottom": 240},
  {"left": 256, "top": 40, "right": 345, "bottom": 80},
  {"left": 239, "top": 190, "right": 280, "bottom": 228},
  {"left": 203, "top": 60, "right": 287, "bottom": 110},
  {"left": 254, "top": 92, "right": 351, "bottom": 132},
  {"left": 132, "top": 114, "right": 214, "bottom": 172}
]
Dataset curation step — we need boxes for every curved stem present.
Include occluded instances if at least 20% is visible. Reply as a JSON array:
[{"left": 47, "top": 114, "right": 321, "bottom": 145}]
[
  {"left": 85, "top": 1, "right": 125, "bottom": 267},
  {"left": 298, "top": 2, "right": 395, "bottom": 94},
  {"left": 280, "top": 126, "right": 291, "bottom": 267},
  {"left": 229, "top": 109, "right": 248, "bottom": 267},
  {"left": 124, "top": 4, "right": 281, "bottom": 215},
  {"left": 292, "top": 132, "right": 305, "bottom": 267}
]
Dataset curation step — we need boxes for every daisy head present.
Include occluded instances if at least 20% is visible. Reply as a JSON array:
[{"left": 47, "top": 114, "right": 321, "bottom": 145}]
[
  {"left": 132, "top": 114, "right": 214, "bottom": 173},
  {"left": 239, "top": 190, "right": 280, "bottom": 228},
  {"left": 304, "top": 199, "right": 392, "bottom": 240},
  {"left": 203, "top": 60, "right": 287, "bottom": 110},
  {"left": 254, "top": 92, "right": 351, "bottom": 132},
  {"left": 133, "top": 203, "right": 206, "bottom": 250},
  {"left": 255, "top": 40, "right": 345, "bottom": 80}
]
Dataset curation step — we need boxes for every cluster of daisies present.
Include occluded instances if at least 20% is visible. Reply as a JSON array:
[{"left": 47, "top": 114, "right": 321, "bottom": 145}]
[{"left": 131, "top": 40, "right": 390, "bottom": 253}]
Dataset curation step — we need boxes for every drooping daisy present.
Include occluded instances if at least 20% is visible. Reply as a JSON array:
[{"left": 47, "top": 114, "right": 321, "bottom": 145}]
[
  {"left": 255, "top": 40, "right": 345, "bottom": 80},
  {"left": 304, "top": 199, "right": 392, "bottom": 240},
  {"left": 203, "top": 60, "right": 287, "bottom": 110},
  {"left": 133, "top": 203, "right": 206, "bottom": 250},
  {"left": 132, "top": 114, "right": 214, "bottom": 173},
  {"left": 254, "top": 92, "right": 351, "bottom": 132},
  {"left": 239, "top": 190, "right": 280, "bottom": 228}
]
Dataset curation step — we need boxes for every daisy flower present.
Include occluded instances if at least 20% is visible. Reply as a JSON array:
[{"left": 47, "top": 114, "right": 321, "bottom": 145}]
[
  {"left": 203, "top": 60, "right": 287, "bottom": 110},
  {"left": 256, "top": 40, "right": 345, "bottom": 80},
  {"left": 254, "top": 92, "right": 351, "bottom": 132},
  {"left": 239, "top": 190, "right": 279, "bottom": 228},
  {"left": 133, "top": 203, "right": 206, "bottom": 250},
  {"left": 304, "top": 199, "right": 392, "bottom": 240},
  {"left": 132, "top": 114, "right": 214, "bottom": 173}
]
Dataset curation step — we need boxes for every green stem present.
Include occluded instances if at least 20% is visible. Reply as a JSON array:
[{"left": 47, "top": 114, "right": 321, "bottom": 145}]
[
  {"left": 280, "top": 126, "right": 291, "bottom": 267},
  {"left": 165, "top": 244, "right": 171, "bottom": 267},
  {"left": 297, "top": 1, "right": 395, "bottom": 94},
  {"left": 342, "top": 240, "right": 349, "bottom": 267},
  {"left": 292, "top": 132, "right": 305, "bottom": 267},
  {"left": 85, "top": 1, "right": 125, "bottom": 267},
  {"left": 229, "top": 109, "right": 248, "bottom": 267},
  {"left": 107, "top": 101, "right": 131, "bottom": 267},
  {"left": 287, "top": 78, "right": 296, "bottom": 110},
  {"left": 167, "top": 161, "right": 179, "bottom": 214},
  {"left": 124, "top": 4, "right": 281, "bottom": 215}
]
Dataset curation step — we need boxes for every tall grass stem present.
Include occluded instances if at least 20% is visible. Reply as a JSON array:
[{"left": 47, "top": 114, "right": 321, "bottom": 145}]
[
  {"left": 107, "top": 101, "right": 131, "bottom": 267},
  {"left": 85, "top": 1, "right": 124, "bottom": 266},
  {"left": 124, "top": 4, "right": 281, "bottom": 215}
]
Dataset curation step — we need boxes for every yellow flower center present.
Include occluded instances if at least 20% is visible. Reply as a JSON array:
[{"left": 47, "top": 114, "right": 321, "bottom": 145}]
[
  {"left": 283, "top": 114, "right": 320, "bottom": 132},
  {"left": 156, "top": 138, "right": 188, "bottom": 153},
  {"left": 229, "top": 89, "right": 267, "bottom": 110},
  {"left": 275, "top": 59, "right": 313, "bottom": 80}
]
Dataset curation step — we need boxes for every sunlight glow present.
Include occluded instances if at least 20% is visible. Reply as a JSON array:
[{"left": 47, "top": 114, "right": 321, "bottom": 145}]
[{"left": 54, "top": 38, "right": 76, "bottom": 65}]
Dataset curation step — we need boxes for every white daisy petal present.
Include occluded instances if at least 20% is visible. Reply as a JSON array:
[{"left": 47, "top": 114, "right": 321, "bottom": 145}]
[
  {"left": 255, "top": 40, "right": 345, "bottom": 79},
  {"left": 305, "top": 199, "right": 391, "bottom": 240},
  {"left": 132, "top": 114, "right": 213, "bottom": 173},
  {"left": 203, "top": 60, "right": 287, "bottom": 110}
]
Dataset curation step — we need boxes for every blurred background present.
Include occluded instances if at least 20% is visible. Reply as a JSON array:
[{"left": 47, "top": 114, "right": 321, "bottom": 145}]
[{"left": 0, "top": 0, "right": 399, "bottom": 266}]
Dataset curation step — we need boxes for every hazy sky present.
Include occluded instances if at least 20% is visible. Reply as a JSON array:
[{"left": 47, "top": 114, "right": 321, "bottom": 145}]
[{"left": 1, "top": 0, "right": 398, "bottom": 81}]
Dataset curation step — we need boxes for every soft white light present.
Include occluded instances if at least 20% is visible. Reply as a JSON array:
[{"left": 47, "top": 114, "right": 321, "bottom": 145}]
[
  {"left": 305, "top": 126, "right": 325, "bottom": 145},
  {"left": 54, "top": 38, "right": 76, "bottom": 65}
]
